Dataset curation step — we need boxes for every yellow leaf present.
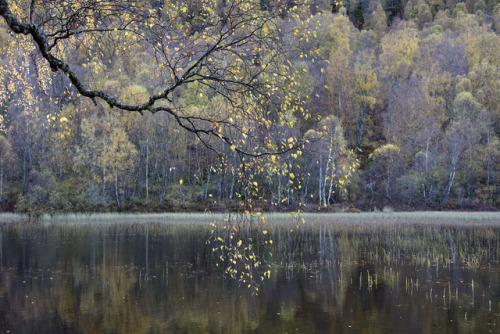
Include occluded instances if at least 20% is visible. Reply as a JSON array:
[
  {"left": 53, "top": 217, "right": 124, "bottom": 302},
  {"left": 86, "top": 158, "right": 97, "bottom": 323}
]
[
  {"left": 237, "top": 240, "right": 242, "bottom": 247},
  {"left": 262, "top": 230, "right": 268, "bottom": 235},
  {"left": 230, "top": 145, "right": 236, "bottom": 151},
  {"left": 179, "top": 179, "right": 183, "bottom": 185}
]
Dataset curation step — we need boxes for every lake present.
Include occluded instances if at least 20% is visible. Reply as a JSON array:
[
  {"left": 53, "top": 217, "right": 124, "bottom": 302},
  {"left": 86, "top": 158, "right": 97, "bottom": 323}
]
[{"left": 0, "top": 212, "right": 499, "bottom": 333}]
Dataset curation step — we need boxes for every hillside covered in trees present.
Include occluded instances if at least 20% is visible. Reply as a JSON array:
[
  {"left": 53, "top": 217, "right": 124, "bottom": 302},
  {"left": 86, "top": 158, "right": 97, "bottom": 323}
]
[{"left": 0, "top": 0, "right": 499, "bottom": 214}]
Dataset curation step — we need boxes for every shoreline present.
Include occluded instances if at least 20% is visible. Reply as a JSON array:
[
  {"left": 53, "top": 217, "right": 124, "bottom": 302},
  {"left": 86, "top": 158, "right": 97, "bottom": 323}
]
[{"left": 1, "top": 211, "right": 500, "bottom": 225}]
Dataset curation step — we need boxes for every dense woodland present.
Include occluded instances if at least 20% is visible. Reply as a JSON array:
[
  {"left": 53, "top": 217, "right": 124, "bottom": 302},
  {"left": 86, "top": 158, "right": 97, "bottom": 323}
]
[{"left": 0, "top": 0, "right": 499, "bottom": 214}]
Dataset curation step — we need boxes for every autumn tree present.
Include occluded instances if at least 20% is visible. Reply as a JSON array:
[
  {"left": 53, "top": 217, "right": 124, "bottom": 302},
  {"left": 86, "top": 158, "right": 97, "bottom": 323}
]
[
  {"left": 326, "top": 13, "right": 354, "bottom": 123},
  {"left": 0, "top": 134, "right": 16, "bottom": 207},
  {"left": 99, "top": 127, "right": 138, "bottom": 208},
  {"left": 369, "top": 144, "right": 402, "bottom": 200},
  {"left": 352, "top": 51, "right": 378, "bottom": 150},
  {"left": 303, "top": 116, "right": 354, "bottom": 207}
]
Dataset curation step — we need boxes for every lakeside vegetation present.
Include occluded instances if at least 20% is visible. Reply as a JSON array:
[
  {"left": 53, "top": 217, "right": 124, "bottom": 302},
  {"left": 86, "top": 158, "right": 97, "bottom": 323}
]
[{"left": 1, "top": 211, "right": 499, "bottom": 224}]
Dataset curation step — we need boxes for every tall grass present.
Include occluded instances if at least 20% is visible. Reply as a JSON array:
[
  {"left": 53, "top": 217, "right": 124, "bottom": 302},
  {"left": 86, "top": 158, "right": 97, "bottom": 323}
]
[{"left": 0, "top": 211, "right": 499, "bottom": 227}]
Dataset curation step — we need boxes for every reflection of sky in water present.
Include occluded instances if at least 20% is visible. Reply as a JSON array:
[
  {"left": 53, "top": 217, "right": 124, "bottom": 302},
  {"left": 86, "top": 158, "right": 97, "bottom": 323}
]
[{"left": 0, "top": 221, "right": 499, "bottom": 333}]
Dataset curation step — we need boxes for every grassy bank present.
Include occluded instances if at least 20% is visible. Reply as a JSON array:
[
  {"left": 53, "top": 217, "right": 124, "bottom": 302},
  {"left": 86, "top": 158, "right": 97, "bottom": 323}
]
[{"left": 1, "top": 211, "right": 499, "bottom": 226}]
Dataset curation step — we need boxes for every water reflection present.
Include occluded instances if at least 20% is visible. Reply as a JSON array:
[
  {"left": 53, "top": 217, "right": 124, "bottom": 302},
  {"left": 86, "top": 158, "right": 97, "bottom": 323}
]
[{"left": 0, "top": 221, "right": 499, "bottom": 333}]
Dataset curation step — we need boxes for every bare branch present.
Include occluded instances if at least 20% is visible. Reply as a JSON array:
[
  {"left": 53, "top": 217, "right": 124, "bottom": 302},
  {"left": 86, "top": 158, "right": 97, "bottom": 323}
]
[{"left": 0, "top": 0, "right": 305, "bottom": 157}]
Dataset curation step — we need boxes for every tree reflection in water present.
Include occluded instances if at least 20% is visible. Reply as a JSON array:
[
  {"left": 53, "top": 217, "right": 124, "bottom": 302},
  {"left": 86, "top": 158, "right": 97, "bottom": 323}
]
[{"left": 0, "top": 218, "right": 498, "bottom": 333}]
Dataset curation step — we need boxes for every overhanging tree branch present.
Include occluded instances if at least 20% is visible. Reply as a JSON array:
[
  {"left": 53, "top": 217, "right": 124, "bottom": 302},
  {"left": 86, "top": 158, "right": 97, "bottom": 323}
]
[{"left": 0, "top": 0, "right": 307, "bottom": 156}]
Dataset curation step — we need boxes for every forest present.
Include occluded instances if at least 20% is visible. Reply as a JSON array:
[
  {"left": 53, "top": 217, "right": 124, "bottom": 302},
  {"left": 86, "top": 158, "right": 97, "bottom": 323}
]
[{"left": 0, "top": 0, "right": 499, "bottom": 214}]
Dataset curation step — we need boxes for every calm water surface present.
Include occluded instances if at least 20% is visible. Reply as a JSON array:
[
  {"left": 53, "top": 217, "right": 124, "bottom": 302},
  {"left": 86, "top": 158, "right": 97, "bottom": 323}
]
[{"left": 0, "top": 216, "right": 499, "bottom": 333}]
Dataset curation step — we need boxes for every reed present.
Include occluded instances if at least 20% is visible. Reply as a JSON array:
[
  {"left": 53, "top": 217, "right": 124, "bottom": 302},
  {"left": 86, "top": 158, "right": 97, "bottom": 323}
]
[{"left": 1, "top": 211, "right": 499, "bottom": 226}]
